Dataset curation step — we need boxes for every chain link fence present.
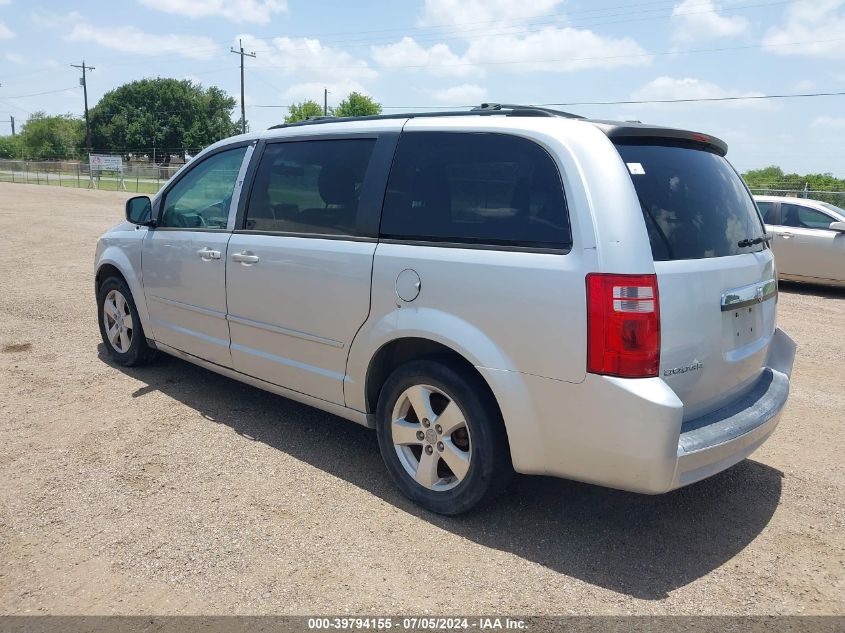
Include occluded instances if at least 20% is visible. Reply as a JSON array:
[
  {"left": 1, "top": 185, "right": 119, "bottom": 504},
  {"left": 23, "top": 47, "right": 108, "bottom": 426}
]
[
  {"left": 748, "top": 188, "right": 845, "bottom": 207},
  {"left": 0, "top": 160, "right": 184, "bottom": 194},
  {"left": 3, "top": 159, "right": 845, "bottom": 209}
]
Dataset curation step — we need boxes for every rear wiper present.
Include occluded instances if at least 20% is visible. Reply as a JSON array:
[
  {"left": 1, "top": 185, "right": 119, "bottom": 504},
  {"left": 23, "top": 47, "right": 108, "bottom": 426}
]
[{"left": 737, "top": 233, "right": 773, "bottom": 248}]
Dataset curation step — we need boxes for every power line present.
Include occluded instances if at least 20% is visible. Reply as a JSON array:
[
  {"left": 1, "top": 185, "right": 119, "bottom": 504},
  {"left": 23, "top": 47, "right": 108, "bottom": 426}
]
[
  {"left": 254, "top": 0, "right": 780, "bottom": 46},
  {"left": 250, "top": 0, "right": 787, "bottom": 52},
  {"left": 0, "top": 86, "right": 79, "bottom": 99},
  {"left": 252, "top": 90, "right": 845, "bottom": 110},
  {"left": 542, "top": 91, "right": 845, "bottom": 106}
]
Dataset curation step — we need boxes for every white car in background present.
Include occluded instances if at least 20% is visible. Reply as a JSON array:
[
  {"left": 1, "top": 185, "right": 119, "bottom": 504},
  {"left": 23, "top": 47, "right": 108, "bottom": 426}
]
[{"left": 755, "top": 195, "right": 845, "bottom": 287}]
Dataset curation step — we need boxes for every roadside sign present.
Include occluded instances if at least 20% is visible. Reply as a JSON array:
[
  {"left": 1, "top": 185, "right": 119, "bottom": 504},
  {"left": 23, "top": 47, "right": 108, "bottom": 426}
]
[{"left": 89, "top": 154, "right": 123, "bottom": 172}]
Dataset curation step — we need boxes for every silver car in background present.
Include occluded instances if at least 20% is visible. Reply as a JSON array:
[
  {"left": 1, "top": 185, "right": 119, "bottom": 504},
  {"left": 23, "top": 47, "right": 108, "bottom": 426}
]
[
  {"left": 755, "top": 195, "right": 845, "bottom": 287},
  {"left": 95, "top": 105, "right": 796, "bottom": 514}
]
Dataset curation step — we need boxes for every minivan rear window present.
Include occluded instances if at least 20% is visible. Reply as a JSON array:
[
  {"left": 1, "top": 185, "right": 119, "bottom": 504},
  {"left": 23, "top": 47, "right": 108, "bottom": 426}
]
[{"left": 615, "top": 143, "right": 766, "bottom": 261}]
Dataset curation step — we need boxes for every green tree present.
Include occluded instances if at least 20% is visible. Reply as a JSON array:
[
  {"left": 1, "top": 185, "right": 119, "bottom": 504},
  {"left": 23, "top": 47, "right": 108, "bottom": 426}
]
[
  {"left": 16, "top": 113, "right": 84, "bottom": 160},
  {"left": 285, "top": 100, "right": 324, "bottom": 123},
  {"left": 333, "top": 92, "right": 381, "bottom": 118},
  {"left": 0, "top": 135, "right": 21, "bottom": 159},
  {"left": 88, "top": 78, "right": 239, "bottom": 162}
]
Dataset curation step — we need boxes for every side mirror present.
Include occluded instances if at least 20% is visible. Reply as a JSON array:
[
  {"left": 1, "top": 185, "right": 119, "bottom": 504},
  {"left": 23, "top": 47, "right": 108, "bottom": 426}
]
[
  {"left": 125, "top": 196, "right": 153, "bottom": 226},
  {"left": 829, "top": 221, "right": 845, "bottom": 233}
]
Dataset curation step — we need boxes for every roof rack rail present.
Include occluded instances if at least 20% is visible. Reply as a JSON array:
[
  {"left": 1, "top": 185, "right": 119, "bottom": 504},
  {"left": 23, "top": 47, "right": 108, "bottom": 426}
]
[{"left": 268, "top": 103, "right": 583, "bottom": 130}]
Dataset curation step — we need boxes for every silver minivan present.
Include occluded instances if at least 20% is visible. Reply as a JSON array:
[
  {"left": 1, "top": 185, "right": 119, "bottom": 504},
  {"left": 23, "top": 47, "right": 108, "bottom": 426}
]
[{"left": 95, "top": 104, "right": 796, "bottom": 514}]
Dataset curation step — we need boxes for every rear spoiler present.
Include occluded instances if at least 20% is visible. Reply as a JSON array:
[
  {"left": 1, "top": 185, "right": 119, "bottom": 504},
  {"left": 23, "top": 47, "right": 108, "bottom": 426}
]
[{"left": 589, "top": 120, "right": 728, "bottom": 156}]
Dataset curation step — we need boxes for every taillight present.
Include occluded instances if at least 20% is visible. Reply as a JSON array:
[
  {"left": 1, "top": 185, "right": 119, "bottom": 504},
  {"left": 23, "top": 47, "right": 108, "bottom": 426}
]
[{"left": 586, "top": 273, "right": 660, "bottom": 378}]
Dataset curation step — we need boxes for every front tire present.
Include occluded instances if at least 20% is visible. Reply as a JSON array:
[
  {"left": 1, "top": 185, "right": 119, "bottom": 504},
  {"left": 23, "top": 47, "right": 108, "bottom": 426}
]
[
  {"left": 97, "top": 276, "right": 156, "bottom": 367},
  {"left": 376, "top": 359, "right": 512, "bottom": 515}
]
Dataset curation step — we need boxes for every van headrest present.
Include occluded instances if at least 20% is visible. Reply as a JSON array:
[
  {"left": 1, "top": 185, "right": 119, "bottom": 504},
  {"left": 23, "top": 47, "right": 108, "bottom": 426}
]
[{"left": 319, "top": 162, "right": 357, "bottom": 207}]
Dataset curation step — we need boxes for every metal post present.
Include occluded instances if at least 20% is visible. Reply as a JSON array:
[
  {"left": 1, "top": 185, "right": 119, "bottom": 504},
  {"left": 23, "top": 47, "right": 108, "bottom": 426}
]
[
  {"left": 77, "top": 163, "right": 80, "bottom": 188},
  {"left": 324, "top": 87, "right": 328, "bottom": 116},
  {"left": 24, "top": 162, "right": 28, "bottom": 184},
  {"left": 230, "top": 39, "right": 256, "bottom": 134}
]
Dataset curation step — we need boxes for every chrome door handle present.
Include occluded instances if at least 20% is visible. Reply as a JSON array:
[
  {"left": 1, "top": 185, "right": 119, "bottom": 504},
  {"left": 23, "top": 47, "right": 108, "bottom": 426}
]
[
  {"left": 781, "top": 232, "right": 793, "bottom": 239},
  {"left": 197, "top": 247, "right": 221, "bottom": 260},
  {"left": 231, "top": 251, "right": 260, "bottom": 264}
]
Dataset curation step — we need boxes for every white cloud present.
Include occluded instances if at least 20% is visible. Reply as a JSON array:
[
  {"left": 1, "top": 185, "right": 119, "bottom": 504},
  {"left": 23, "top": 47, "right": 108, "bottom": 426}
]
[
  {"left": 66, "top": 24, "right": 217, "bottom": 60},
  {"left": 631, "top": 77, "right": 767, "bottom": 107},
  {"left": 374, "top": 0, "right": 650, "bottom": 77},
  {"left": 671, "top": 0, "right": 748, "bottom": 44},
  {"left": 464, "top": 27, "right": 651, "bottom": 72},
  {"left": 811, "top": 116, "right": 845, "bottom": 129},
  {"left": 281, "top": 81, "right": 370, "bottom": 104},
  {"left": 0, "top": 20, "right": 13, "bottom": 39},
  {"left": 139, "top": 0, "right": 286, "bottom": 24},
  {"left": 430, "top": 83, "right": 488, "bottom": 104},
  {"left": 239, "top": 34, "right": 377, "bottom": 83},
  {"left": 5, "top": 51, "right": 25, "bottom": 64},
  {"left": 420, "top": 0, "right": 563, "bottom": 32},
  {"left": 371, "top": 37, "right": 480, "bottom": 78},
  {"left": 763, "top": 0, "right": 845, "bottom": 59}
]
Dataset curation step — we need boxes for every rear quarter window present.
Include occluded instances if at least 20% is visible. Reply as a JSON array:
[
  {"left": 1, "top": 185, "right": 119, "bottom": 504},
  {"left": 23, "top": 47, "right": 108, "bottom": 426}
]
[
  {"left": 380, "top": 132, "right": 571, "bottom": 250},
  {"left": 615, "top": 143, "right": 766, "bottom": 261}
]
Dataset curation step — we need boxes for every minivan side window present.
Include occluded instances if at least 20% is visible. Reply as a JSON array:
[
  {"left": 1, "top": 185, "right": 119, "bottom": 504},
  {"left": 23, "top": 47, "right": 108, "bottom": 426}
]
[
  {"left": 160, "top": 146, "right": 247, "bottom": 228},
  {"left": 780, "top": 203, "right": 835, "bottom": 230},
  {"left": 380, "top": 132, "right": 571, "bottom": 249},
  {"left": 244, "top": 139, "right": 376, "bottom": 236}
]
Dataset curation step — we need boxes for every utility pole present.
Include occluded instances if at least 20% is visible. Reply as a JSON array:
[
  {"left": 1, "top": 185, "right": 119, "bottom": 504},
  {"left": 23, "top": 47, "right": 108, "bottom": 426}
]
[
  {"left": 71, "top": 61, "right": 95, "bottom": 153},
  {"left": 324, "top": 87, "right": 328, "bottom": 116},
  {"left": 1, "top": 116, "right": 13, "bottom": 136},
  {"left": 230, "top": 39, "right": 256, "bottom": 134}
]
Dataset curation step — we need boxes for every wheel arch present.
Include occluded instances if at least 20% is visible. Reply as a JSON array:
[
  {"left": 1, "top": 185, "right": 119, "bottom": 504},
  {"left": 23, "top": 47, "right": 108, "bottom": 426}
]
[
  {"left": 364, "top": 337, "right": 494, "bottom": 415},
  {"left": 95, "top": 251, "right": 152, "bottom": 336}
]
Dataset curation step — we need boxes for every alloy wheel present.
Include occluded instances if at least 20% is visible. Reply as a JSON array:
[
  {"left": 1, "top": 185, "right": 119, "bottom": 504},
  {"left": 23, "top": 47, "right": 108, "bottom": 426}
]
[
  {"left": 391, "top": 384, "right": 472, "bottom": 491},
  {"left": 103, "top": 289, "right": 134, "bottom": 354}
]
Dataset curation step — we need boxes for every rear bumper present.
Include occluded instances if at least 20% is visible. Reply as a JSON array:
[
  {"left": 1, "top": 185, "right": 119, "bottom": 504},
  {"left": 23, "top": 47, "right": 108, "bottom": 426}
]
[
  {"left": 483, "top": 328, "right": 796, "bottom": 493},
  {"left": 672, "top": 366, "right": 788, "bottom": 490}
]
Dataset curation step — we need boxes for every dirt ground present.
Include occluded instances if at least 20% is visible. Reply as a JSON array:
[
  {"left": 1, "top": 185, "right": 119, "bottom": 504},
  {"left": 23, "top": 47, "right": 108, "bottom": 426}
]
[{"left": 0, "top": 182, "right": 843, "bottom": 615}]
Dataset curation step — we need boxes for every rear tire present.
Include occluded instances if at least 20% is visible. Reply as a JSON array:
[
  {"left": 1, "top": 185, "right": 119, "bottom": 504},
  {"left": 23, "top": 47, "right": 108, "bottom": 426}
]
[
  {"left": 376, "top": 359, "right": 512, "bottom": 515},
  {"left": 97, "top": 276, "right": 157, "bottom": 367}
]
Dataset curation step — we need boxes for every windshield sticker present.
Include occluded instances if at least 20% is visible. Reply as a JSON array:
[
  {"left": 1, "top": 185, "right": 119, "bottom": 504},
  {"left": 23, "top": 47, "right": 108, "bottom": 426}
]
[{"left": 627, "top": 162, "right": 645, "bottom": 175}]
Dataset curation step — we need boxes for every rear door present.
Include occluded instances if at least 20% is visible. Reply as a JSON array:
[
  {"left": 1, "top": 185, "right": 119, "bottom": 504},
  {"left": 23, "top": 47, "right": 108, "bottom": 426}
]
[
  {"left": 774, "top": 202, "right": 844, "bottom": 282},
  {"left": 225, "top": 133, "right": 397, "bottom": 405},
  {"left": 142, "top": 144, "right": 250, "bottom": 367},
  {"left": 615, "top": 142, "right": 777, "bottom": 420}
]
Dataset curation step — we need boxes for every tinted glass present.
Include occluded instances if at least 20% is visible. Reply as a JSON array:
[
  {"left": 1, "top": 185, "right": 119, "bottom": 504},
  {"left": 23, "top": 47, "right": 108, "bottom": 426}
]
[
  {"left": 381, "top": 132, "right": 570, "bottom": 249},
  {"left": 245, "top": 139, "right": 376, "bottom": 235},
  {"left": 615, "top": 143, "right": 765, "bottom": 260},
  {"left": 781, "top": 203, "right": 834, "bottom": 230},
  {"left": 756, "top": 201, "right": 775, "bottom": 223},
  {"left": 160, "top": 146, "right": 247, "bottom": 228},
  {"left": 820, "top": 201, "right": 845, "bottom": 216}
]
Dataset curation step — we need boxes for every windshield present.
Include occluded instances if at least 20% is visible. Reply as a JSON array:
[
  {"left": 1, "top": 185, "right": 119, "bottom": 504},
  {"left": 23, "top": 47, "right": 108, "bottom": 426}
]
[
  {"left": 615, "top": 142, "right": 766, "bottom": 261},
  {"left": 820, "top": 201, "right": 845, "bottom": 217}
]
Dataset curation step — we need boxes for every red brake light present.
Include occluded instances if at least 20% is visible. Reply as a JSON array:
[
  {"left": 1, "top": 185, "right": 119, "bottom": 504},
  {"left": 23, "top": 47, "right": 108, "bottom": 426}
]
[{"left": 586, "top": 273, "right": 660, "bottom": 378}]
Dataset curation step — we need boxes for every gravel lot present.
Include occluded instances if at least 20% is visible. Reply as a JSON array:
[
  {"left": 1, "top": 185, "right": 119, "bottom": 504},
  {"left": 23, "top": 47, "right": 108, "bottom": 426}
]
[{"left": 0, "top": 182, "right": 843, "bottom": 615}]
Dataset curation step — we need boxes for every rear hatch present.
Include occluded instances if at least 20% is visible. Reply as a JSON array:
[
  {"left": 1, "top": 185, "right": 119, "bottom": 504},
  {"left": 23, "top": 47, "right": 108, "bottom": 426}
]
[{"left": 614, "top": 140, "right": 776, "bottom": 420}]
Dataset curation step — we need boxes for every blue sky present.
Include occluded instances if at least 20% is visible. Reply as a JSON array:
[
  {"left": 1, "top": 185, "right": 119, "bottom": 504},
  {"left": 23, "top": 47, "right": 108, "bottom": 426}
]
[{"left": 1, "top": 0, "right": 844, "bottom": 175}]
